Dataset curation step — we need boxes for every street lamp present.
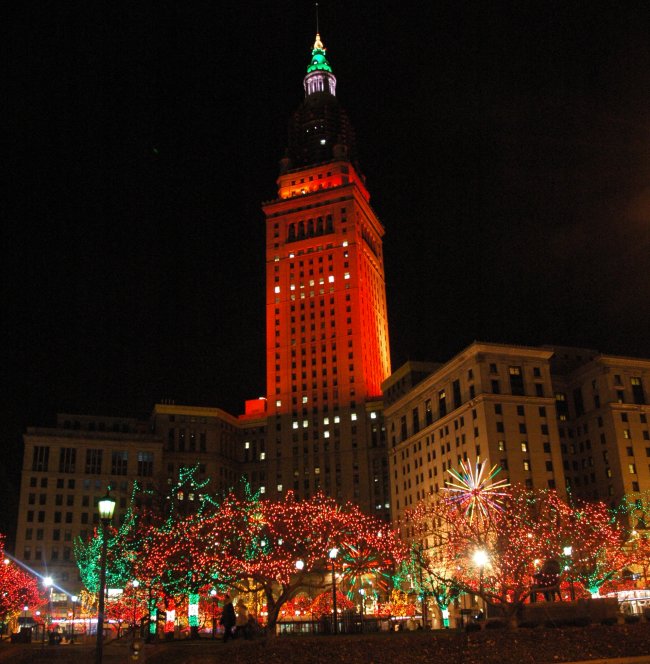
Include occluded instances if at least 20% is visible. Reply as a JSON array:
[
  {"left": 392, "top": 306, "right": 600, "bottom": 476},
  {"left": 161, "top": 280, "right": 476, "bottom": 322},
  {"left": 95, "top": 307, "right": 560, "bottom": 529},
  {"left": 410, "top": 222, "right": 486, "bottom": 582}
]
[
  {"left": 35, "top": 610, "right": 42, "bottom": 645},
  {"left": 70, "top": 595, "right": 78, "bottom": 643},
  {"left": 210, "top": 589, "right": 217, "bottom": 639},
  {"left": 329, "top": 548, "right": 338, "bottom": 635},
  {"left": 563, "top": 546, "right": 575, "bottom": 600},
  {"left": 473, "top": 550, "right": 488, "bottom": 618},
  {"left": 43, "top": 577, "right": 53, "bottom": 644},
  {"left": 95, "top": 490, "right": 116, "bottom": 664},
  {"left": 359, "top": 588, "right": 365, "bottom": 632},
  {"left": 131, "top": 580, "right": 140, "bottom": 636}
]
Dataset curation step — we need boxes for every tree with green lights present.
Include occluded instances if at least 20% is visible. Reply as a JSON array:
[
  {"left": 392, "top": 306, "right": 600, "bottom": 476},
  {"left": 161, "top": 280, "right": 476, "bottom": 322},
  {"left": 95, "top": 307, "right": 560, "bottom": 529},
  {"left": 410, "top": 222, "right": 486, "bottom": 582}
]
[
  {"left": 400, "top": 542, "right": 462, "bottom": 628},
  {"left": 551, "top": 493, "right": 633, "bottom": 597}
]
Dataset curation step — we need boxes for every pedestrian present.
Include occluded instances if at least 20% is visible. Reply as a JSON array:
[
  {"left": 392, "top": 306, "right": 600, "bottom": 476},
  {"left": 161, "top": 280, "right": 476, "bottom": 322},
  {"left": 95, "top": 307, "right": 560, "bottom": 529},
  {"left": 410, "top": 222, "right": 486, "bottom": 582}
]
[
  {"left": 220, "top": 594, "right": 236, "bottom": 642},
  {"left": 235, "top": 599, "right": 249, "bottom": 639}
]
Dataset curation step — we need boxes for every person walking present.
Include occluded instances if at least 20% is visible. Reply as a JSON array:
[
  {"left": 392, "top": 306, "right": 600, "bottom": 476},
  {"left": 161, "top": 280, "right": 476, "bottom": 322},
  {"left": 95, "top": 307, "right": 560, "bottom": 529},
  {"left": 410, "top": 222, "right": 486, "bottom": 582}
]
[
  {"left": 235, "top": 599, "right": 249, "bottom": 639},
  {"left": 220, "top": 595, "right": 236, "bottom": 642}
]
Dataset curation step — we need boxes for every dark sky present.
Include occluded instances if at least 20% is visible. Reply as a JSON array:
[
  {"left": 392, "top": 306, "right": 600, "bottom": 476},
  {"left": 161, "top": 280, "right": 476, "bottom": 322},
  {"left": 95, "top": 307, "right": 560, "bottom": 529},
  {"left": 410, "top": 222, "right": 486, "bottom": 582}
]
[{"left": 4, "top": 2, "right": 649, "bottom": 533}]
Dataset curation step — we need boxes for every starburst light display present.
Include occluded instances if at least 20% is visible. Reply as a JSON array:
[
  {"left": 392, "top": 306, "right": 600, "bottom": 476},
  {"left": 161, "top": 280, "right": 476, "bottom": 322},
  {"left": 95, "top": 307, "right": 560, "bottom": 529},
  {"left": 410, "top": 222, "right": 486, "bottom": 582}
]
[{"left": 444, "top": 458, "right": 510, "bottom": 523}]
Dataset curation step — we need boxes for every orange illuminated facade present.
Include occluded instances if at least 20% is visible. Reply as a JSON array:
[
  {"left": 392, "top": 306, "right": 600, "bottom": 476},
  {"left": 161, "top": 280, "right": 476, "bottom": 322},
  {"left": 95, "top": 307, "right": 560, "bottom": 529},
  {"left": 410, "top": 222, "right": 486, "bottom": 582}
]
[{"left": 261, "top": 35, "right": 391, "bottom": 517}]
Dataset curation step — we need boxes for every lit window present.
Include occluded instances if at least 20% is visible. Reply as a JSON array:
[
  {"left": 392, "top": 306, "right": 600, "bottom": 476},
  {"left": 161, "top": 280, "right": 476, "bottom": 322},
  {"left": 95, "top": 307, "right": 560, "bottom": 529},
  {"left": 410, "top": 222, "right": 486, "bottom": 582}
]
[
  {"left": 342, "top": 241, "right": 348, "bottom": 247},
  {"left": 260, "top": 452, "right": 266, "bottom": 460},
  {"left": 303, "top": 420, "right": 309, "bottom": 428},
  {"left": 245, "top": 442, "right": 250, "bottom": 449},
  {"left": 328, "top": 275, "right": 335, "bottom": 283},
  {"left": 302, "top": 396, "right": 308, "bottom": 404},
  {"left": 628, "top": 463, "right": 637, "bottom": 474},
  {"left": 370, "top": 412, "right": 377, "bottom": 419},
  {"left": 260, "top": 486, "right": 266, "bottom": 494},
  {"left": 274, "top": 256, "right": 280, "bottom": 262},
  {"left": 320, "top": 139, "right": 326, "bottom": 145},
  {"left": 276, "top": 400, "right": 282, "bottom": 407},
  {"left": 323, "top": 417, "right": 330, "bottom": 425},
  {"left": 521, "top": 442, "right": 528, "bottom": 452},
  {"left": 351, "top": 413, "right": 357, "bottom": 421},
  {"left": 274, "top": 286, "right": 280, "bottom": 294},
  {"left": 344, "top": 272, "right": 350, "bottom": 279},
  {"left": 324, "top": 431, "right": 330, "bottom": 438},
  {"left": 334, "top": 416, "right": 340, "bottom": 424},
  {"left": 292, "top": 422, "right": 299, "bottom": 429},
  {"left": 289, "top": 252, "right": 295, "bottom": 258},
  {"left": 277, "top": 484, "right": 283, "bottom": 492}
]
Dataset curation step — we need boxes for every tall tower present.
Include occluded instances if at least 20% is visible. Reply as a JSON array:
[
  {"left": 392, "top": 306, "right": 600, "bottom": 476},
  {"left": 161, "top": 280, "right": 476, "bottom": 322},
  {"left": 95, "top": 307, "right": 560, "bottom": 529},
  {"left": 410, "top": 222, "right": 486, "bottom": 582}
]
[{"left": 263, "top": 35, "right": 391, "bottom": 518}]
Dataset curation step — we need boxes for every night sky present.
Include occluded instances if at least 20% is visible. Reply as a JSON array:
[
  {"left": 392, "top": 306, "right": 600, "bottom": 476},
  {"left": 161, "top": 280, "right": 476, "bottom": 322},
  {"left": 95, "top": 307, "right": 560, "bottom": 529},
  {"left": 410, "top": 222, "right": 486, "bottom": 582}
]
[{"left": 4, "top": 2, "right": 649, "bottom": 536}]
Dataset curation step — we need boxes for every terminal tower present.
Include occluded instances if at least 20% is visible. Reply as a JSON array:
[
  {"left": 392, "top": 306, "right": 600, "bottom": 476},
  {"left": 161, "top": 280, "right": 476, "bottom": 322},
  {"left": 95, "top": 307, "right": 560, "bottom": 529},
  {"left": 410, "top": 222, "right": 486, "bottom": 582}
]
[{"left": 261, "top": 34, "right": 391, "bottom": 518}]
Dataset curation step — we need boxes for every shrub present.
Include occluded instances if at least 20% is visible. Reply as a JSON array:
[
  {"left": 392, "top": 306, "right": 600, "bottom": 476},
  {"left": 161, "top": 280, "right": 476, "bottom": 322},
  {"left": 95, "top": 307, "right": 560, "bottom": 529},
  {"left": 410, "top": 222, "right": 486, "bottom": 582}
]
[
  {"left": 600, "top": 617, "right": 617, "bottom": 626},
  {"left": 624, "top": 615, "right": 641, "bottom": 624},
  {"left": 518, "top": 620, "right": 538, "bottom": 629},
  {"left": 485, "top": 620, "right": 506, "bottom": 630},
  {"left": 465, "top": 622, "right": 481, "bottom": 632}
]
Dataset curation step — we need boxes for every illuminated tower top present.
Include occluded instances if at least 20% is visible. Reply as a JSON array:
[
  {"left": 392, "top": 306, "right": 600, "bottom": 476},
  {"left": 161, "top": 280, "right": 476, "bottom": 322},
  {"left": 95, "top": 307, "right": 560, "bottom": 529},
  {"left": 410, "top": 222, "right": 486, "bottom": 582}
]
[
  {"left": 304, "top": 34, "right": 336, "bottom": 94},
  {"left": 285, "top": 34, "right": 359, "bottom": 172}
]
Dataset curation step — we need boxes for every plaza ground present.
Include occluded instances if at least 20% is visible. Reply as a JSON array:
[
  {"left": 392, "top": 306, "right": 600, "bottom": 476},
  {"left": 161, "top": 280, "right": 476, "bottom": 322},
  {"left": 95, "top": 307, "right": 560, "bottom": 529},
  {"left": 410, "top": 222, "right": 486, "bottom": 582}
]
[{"left": 1, "top": 623, "right": 650, "bottom": 664}]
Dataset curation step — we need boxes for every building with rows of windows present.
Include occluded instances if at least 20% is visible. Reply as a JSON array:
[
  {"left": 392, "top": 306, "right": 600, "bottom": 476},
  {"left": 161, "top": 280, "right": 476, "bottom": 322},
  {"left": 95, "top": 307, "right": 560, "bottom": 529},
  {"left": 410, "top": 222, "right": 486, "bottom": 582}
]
[{"left": 384, "top": 342, "right": 650, "bottom": 537}]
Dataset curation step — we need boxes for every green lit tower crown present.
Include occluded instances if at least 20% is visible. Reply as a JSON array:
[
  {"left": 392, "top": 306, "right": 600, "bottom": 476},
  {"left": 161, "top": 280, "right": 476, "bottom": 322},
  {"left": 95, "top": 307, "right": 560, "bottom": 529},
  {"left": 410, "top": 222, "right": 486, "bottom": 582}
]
[{"left": 286, "top": 34, "right": 359, "bottom": 171}]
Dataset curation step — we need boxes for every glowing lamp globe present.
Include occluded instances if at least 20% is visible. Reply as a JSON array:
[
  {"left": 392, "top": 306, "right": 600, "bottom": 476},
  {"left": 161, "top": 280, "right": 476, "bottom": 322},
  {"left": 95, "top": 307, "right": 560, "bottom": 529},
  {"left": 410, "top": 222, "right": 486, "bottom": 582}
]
[{"left": 98, "top": 493, "right": 116, "bottom": 521}]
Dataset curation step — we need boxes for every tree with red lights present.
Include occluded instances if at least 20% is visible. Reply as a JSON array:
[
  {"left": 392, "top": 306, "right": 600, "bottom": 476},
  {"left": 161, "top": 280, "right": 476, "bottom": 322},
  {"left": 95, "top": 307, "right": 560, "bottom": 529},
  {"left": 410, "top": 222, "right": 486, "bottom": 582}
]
[
  {"left": 550, "top": 493, "right": 633, "bottom": 597},
  {"left": 406, "top": 486, "right": 568, "bottom": 627},
  {"left": 222, "top": 491, "right": 405, "bottom": 635},
  {"left": 0, "top": 535, "right": 43, "bottom": 623},
  {"left": 309, "top": 590, "right": 354, "bottom": 617}
]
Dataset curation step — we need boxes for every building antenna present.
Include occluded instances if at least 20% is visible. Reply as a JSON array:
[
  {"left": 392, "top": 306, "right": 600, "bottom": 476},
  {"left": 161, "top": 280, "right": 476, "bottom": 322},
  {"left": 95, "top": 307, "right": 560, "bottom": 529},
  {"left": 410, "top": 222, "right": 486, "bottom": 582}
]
[{"left": 315, "top": 2, "right": 320, "bottom": 34}]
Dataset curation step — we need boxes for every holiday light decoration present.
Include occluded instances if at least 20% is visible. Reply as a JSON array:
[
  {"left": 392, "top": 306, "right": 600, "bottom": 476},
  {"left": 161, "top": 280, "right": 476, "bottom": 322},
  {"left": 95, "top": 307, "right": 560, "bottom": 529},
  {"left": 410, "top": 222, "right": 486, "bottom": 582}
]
[
  {"left": 400, "top": 542, "right": 463, "bottom": 627},
  {"left": 74, "top": 469, "right": 404, "bottom": 637},
  {"left": 444, "top": 458, "right": 510, "bottom": 523},
  {"left": 0, "top": 535, "right": 43, "bottom": 621},
  {"left": 406, "top": 487, "right": 584, "bottom": 626},
  {"left": 405, "top": 485, "right": 646, "bottom": 626},
  {"left": 309, "top": 590, "right": 354, "bottom": 617},
  {"left": 547, "top": 492, "right": 632, "bottom": 597}
]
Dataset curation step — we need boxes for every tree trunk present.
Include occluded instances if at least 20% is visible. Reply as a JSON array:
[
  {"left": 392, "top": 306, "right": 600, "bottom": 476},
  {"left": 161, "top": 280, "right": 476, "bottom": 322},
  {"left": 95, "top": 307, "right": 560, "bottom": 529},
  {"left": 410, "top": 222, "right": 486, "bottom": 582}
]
[{"left": 265, "top": 589, "right": 280, "bottom": 637}]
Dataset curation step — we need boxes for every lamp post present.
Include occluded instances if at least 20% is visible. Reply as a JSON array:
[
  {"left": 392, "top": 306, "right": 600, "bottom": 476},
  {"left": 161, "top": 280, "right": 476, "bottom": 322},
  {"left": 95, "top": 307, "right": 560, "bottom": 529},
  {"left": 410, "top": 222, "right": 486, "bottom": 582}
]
[
  {"left": 95, "top": 490, "right": 116, "bottom": 664},
  {"left": 70, "top": 595, "right": 77, "bottom": 643},
  {"left": 131, "top": 580, "right": 139, "bottom": 636},
  {"left": 359, "top": 588, "right": 365, "bottom": 632},
  {"left": 36, "top": 611, "right": 42, "bottom": 645},
  {"left": 210, "top": 589, "right": 217, "bottom": 639},
  {"left": 473, "top": 550, "right": 488, "bottom": 619},
  {"left": 418, "top": 542, "right": 428, "bottom": 629},
  {"left": 329, "top": 548, "right": 338, "bottom": 635},
  {"left": 43, "top": 577, "right": 53, "bottom": 644},
  {"left": 563, "top": 545, "right": 575, "bottom": 600}
]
